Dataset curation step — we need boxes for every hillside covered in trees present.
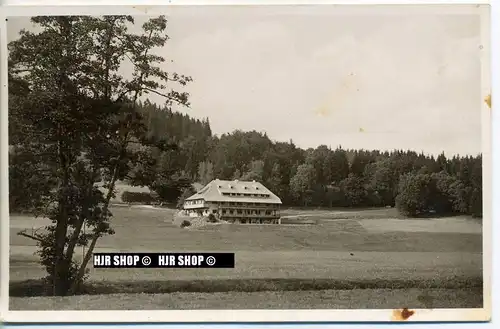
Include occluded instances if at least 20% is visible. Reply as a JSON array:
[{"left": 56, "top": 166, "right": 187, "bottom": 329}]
[
  {"left": 10, "top": 100, "right": 482, "bottom": 219},
  {"left": 121, "top": 102, "right": 482, "bottom": 218}
]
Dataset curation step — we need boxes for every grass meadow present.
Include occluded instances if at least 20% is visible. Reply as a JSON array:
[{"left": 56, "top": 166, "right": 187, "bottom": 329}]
[{"left": 9, "top": 199, "right": 483, "bottom": 310}]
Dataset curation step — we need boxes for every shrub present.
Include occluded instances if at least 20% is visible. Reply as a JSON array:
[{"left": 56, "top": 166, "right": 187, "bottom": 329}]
[
  {"left": 207, "top": 214, "right": 218, "bottom": 223},
  {"left": 121, "top": 191, "right": 156, "bottom": 204},
  {"left": 395, "top": 173, "right": 434, "bottom": 217},
  {"left": 150, "top": 174, "right": 193, "bottom": 204},
  {"left": 339, "top": 174, "right": 367, "bottom": 207},
  {"left": 180, "top": 220, "right": 191, "bottom": 228}
]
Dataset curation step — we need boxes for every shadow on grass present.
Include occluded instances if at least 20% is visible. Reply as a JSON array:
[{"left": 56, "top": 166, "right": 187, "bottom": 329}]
[{"left": 10, "top": 276, "right": 483, "bottom": 297}]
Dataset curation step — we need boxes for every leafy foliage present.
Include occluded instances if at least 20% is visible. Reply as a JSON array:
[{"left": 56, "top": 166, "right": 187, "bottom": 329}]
[
  {"left": 396, "top": 173, "right": 435, "bottom": 217},
  {"left": 339, "top": 174, "right": 367, "bottom": 207},
  {"left": 121, "top": 191, "right": 157, "bottom": 204},
  {"left": 180, "top": 220, "right": 191, "bottom": 228},
  {"left": 176, "top": 186, "right": 197, "bottom": 209},
  {"left": 207, "top": 213, "right": 218, "bottom": 223},
  {"left": 289, "top": 163, "right": 316, "bottom": 206},
  {"left": 9, "top": 15, "right": 191, "bottom": 295}
]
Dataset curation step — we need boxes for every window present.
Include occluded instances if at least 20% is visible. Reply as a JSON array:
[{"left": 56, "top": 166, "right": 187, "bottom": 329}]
[
  {"left": 222, "top": 210, "right": 226, "bottom": 214},
  {"left": 213, "top": 210, "right": 217, "bottom": 214}
]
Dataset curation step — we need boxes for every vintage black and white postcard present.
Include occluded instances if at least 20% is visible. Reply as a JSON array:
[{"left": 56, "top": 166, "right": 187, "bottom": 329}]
[{"left": 0, "top": 2, "right": 492, "bottom": 323}]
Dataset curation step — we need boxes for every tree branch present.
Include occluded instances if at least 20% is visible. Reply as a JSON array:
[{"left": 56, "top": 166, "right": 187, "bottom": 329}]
[
  {"left": 17, "top": 231, "right": 44, "bottom": 243},
  {"left": 65, "top": 167, "right": 99, "bottom": 261},
  {"left": 141, "top": 88, "right": 191, "bottom": 108},
  {"left": 71, "top": 131, "right": 130, "bottom": 294}
]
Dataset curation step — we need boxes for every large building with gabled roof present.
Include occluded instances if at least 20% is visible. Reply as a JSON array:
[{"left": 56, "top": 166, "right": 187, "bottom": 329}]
[{"left": 183, "top": 179, "right": 282, "bottom": 224}]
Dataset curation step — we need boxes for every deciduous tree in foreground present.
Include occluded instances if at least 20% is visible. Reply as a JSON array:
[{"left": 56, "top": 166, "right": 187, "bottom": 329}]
[{"left": 9, "top": 16, "right": 191, "bottom": 295}]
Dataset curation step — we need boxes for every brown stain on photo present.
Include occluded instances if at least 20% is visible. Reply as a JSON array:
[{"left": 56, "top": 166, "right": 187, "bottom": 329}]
[
  {"left": 314, "top": 73, "right": 357, "bottom": 117},
  {"left": 391, "top": 308, "right": 415, "bottom": 321},
  {"left": 484, "top": 94, "right": 491, "bottom": 109},
  {"left": 315, "top": 105, "right": 330, "bottom": 117}
]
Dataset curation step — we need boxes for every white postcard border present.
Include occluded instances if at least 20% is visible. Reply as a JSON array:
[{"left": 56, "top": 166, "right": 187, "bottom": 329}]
[{"left": 0, "top": 1, "right": 494, "bottom": 324}]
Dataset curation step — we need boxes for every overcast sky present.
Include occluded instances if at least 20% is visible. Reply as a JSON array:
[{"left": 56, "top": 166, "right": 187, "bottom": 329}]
[{"left": 7, "top": 6, "right": 486, "bottom": 156}]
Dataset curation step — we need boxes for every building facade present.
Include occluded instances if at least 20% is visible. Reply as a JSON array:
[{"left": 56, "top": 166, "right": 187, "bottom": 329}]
[{"left": 183, "top": 179, "right": 282, "bottom": 224}]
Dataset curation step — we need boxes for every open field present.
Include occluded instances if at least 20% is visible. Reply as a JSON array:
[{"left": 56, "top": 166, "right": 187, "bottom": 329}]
[
  {"left": 10, "top": 288, "right": 482, "bottom": 310},
  {"left": 9, "top": 206, "right": 483, "bottom": 309}
]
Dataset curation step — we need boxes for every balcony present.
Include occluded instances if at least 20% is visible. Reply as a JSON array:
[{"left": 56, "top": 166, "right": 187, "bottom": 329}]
[
  {"left": 221, "top": 213, "right": 280, "bottom": 219},
  {"left": 220, "top": 211, "right": 279, "bottom": 218},
  {"left": 214, "top": 203, "right": 279, "bottom": 209},
  {"left": 183, "top": 202, "right": 205, "bottom": 209}
]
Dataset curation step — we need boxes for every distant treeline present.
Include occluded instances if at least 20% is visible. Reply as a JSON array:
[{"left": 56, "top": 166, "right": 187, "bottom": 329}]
[
  {"left": 127, "top": 101, "right": 483, "bottom": 218},
  {"left": 9, "top": 100, "right": 482, "bottom": 218}
]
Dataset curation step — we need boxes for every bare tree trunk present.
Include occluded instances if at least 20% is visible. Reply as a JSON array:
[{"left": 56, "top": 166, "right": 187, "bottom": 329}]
[
  {"left": 69, "top": 231, "right": 99, "bottom": 294},
  {"left": 69, "top": 19, "right": 122, "bottom": 294},
  {"left": 52, "top": 18, "right": 77, "bottom": 296},
  {"left": 69, "top": 137, "right": 128, "bottom": 294},
  {"left": 65, "top": 171, "right": 98, "bottom": 263},
  {"left": 53, "top": 130, "right": 71, "bottom": 296}
]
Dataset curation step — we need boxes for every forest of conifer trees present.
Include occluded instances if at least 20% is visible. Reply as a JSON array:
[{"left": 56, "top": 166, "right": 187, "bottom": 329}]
[
  {"left": 9, "top": 100, "right": 482, "bottom": 219},
  {"left": 124, "top": 101, "right": 483, "bottom": 219}
]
